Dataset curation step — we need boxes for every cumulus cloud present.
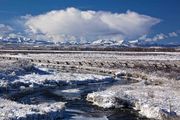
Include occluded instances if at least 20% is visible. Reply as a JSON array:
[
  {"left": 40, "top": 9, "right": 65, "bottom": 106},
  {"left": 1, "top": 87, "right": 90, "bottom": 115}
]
[
  {"left": 136, "top": 31, "right": 179, "bottom": 43},
  {"left": 169, "top": 32, "right": 178, "bottom": 37},
  {"left": 0, "top": 24, "right": 13, "bottom": 34},
  {"left": 151, "top": 33, "right": 167, "bottom": 42},
  {"left": 23, "top": 7, "right": 160, "bottom": 43}
]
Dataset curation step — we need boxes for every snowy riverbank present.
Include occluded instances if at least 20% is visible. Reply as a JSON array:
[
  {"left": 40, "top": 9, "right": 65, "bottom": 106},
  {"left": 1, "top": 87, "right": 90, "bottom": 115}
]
[
  {"left": 0, "top": 98, "right": 65, "bottom": 120},
  {"left": 0, "top": 60, "right": 116, "bottom": 120},
  {"left": 87, "top": 75, "right": 180, "bottom": 120}
]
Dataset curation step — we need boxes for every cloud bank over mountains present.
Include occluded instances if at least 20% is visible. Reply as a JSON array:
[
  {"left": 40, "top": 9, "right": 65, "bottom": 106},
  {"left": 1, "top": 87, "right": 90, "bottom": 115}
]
[
  {"left": 0, "top": 7, "right": 179, "bottom": 45},
  {"left": 23, "top": 7, "right": 160, "bottom": 43}
]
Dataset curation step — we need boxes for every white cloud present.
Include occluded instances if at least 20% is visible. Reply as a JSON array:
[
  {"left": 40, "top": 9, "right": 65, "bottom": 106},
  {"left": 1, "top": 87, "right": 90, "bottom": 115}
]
[
  {"left": 0, "top": 24, "right": 13, "bottom": 34},
  {"left": 169, "top": 32, "right": 178, "bottom": 37},
  {"left": 152, "top": 33, "right": 167, "bottom": 41},
  {"left": 23, "top": 7, "right": 160, "bottom": 43},
  {"left": 142, "top": 33, "right": 168, "bottom": 42},
  {"left": 137, "top": 31, "right": 179, "bottom": 43}
]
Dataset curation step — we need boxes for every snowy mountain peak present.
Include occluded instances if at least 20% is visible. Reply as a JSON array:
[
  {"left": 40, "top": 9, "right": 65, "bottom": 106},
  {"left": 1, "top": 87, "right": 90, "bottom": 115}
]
[{"left": 92, "top": 39, "right": 124, "bottom": 46}]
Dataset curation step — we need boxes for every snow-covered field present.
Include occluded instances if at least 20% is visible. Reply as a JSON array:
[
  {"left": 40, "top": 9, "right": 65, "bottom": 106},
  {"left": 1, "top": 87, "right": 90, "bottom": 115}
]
[
  {"left": 85, "top": 56, "right": 180, "bottom": 120},
  {"left": 0, "top": 59, "right": 111, "bottom": 87},
  {"left": 87, "top": 79, "right": 180, "bottom": 119},
  {"left": 0, "top": 51, "right": 180, "bottom": 120},
  {"left": 2, "top": 51, "right": 180, "bottom": 62}
]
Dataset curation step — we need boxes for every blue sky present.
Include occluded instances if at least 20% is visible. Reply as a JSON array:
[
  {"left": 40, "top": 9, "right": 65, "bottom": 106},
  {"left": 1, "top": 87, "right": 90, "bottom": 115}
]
[{"left": 0, "top": 0, "right": 180, "bottom": 44}]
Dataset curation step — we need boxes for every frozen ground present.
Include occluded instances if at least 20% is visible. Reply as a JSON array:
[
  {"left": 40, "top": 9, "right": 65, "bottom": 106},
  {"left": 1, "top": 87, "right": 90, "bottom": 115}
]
[
  {"left": 87, "top": 71, "right": 180, "bottom": 120},
  {"left": 0, "top": 59, "right": 111, "bottom": 89},
  {"left": 2, "top": 52, "right": 180, "bottom": 62},
  {"left": 0, "top": 98, "right": 65, "bottom": 120},
  {"left": 0, "top": 51, "right": 179, "bottom": 120},
  {"left": 0, "top": 60, "right": 66, "bottom": 119},
  {"left": 13, "top": 68, "right": 111, "bottom": 87},
  {"left": 0, "top": 60, "right": 116, "bottom": 120}
]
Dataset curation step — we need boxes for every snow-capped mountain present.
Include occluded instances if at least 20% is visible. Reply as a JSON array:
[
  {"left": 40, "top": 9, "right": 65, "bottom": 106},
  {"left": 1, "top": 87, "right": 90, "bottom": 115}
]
[
  {"left": 0, "top": 33, "right": 179, "bottom": 47},
  {"left": 91, "top": 39, "right": 124, "bottom": 46},
  {"left": 0, "top": 33, "right": 54, "bottom": 45}
]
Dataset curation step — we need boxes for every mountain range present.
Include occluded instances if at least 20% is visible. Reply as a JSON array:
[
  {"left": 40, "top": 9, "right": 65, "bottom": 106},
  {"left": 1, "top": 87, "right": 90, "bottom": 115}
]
[{"left": 0, "top": 33, "right": 179, "bottom": 48}]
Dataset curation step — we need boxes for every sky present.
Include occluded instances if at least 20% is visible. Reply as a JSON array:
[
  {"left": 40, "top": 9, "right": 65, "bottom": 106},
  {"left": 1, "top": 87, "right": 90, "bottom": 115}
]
[{"left": 0, "top": 0, "right": 180, "bottom": 45}]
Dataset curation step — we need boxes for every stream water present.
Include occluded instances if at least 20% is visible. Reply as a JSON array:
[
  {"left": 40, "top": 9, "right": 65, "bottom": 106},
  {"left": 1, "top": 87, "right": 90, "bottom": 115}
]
[
  {"left": 1, "top": 67, "right": 150, "bottom": 120},
  {"left": 12, "top": 79, "right": 149, "bottom": 119}
]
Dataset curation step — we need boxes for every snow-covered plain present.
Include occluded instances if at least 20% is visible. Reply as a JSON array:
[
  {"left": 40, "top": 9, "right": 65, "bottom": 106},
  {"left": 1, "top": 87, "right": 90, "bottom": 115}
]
[
  {"left": 87, "top": 70, "right": 180, "bottom": 120},
  {"left": 0, "top": 59, "right": 111, "bottom": 88},
  {"left": 13, "top": 69, "right": 111, "bottom": 87},
  {"left": 0, "top": 52, "right": 180, "bottom": 120},
  {"left": 87, "top": 80, "right": 180, "bottom": 119},
  {"left": 2, "top": 51, "right": 180, "bottom": 62}
]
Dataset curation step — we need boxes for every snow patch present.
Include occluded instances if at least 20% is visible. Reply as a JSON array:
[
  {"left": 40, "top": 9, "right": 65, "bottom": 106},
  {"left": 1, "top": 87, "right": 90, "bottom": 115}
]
[
  {"left": 0, "top": 98, "right": 65, "bottom": 120},
  {"left": 87, "top": 80, "right": 180, "bottom": 119}
]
